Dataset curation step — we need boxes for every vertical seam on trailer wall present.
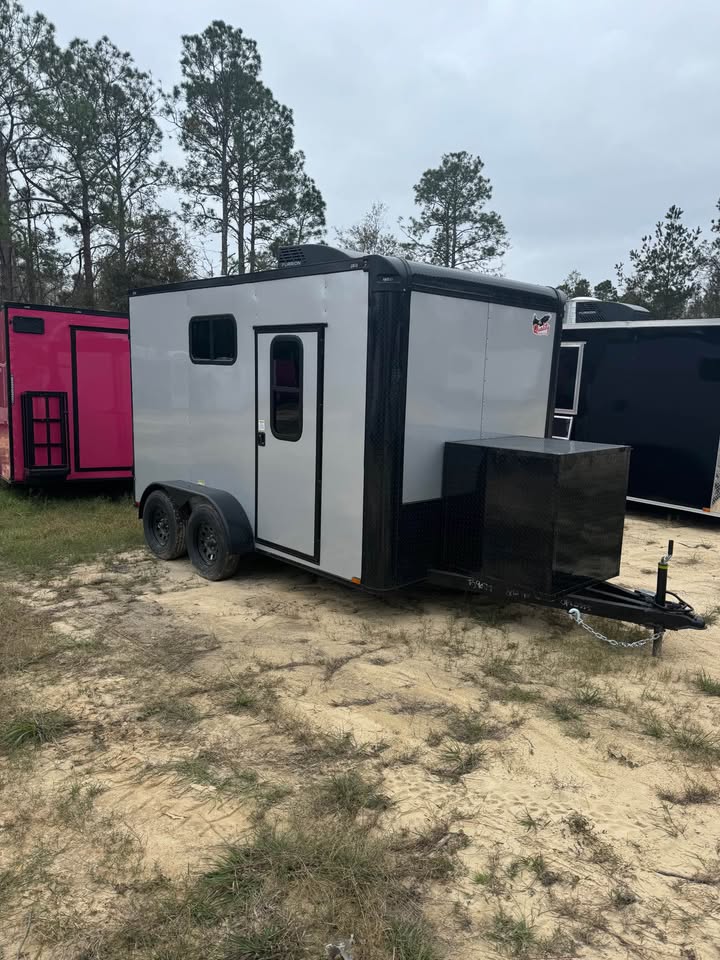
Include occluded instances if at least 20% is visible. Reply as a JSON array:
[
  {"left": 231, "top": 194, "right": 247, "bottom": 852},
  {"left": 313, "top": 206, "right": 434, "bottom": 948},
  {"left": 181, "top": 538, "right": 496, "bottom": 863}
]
[{"left": 479, "top": 300, "right": 491, "bottom": 434}]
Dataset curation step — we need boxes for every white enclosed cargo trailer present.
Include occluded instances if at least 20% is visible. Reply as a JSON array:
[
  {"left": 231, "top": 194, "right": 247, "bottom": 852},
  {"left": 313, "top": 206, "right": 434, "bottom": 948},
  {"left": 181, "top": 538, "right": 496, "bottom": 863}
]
[{"left": 128, "top": 245, "right": 704, "bottom": 649}]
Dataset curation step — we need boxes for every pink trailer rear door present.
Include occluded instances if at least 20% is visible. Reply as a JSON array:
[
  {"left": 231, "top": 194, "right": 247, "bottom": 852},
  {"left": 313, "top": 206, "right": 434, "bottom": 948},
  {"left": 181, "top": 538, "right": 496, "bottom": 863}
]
[{"left": 71, "top": 326, "right": 132, "bottom": 471}]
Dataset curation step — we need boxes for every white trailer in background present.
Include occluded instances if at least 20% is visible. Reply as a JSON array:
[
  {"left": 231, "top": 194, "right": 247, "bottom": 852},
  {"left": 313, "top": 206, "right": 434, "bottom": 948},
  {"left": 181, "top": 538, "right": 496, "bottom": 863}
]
[{"left": 128, "top": 245, "right": 704, "bottom": 649}]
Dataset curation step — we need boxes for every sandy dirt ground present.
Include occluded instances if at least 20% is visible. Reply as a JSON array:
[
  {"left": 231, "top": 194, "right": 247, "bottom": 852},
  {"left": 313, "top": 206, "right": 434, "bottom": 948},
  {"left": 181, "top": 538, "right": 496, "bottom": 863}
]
[{"left": 1, "top": 509, "right": 720, "bottom": 958}]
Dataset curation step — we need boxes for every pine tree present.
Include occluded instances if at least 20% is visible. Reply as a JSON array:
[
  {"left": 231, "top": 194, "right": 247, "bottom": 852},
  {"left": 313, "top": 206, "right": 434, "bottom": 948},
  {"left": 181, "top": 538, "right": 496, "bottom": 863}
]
[
  {"left": 616, "top": 205, "right": 703, "bottom": 318},
  {"left": 400, "top": 151, "right": 508, "bottom": 270}
]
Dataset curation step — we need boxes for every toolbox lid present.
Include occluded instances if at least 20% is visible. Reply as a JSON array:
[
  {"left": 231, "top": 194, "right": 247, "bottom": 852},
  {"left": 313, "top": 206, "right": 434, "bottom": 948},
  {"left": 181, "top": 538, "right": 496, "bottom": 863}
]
[{"left": 445, "top": 435, "right": 629, "bottom": 456}]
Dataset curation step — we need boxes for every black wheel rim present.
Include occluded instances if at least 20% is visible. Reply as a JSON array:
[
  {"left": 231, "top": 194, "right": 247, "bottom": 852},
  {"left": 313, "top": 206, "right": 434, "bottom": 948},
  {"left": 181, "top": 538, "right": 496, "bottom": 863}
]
[
  {"left": 197, "top": 521, "right": 218, "bottom": 565},
  {"left": 151, "top": 507, "right": 170, "bottom": 546}
]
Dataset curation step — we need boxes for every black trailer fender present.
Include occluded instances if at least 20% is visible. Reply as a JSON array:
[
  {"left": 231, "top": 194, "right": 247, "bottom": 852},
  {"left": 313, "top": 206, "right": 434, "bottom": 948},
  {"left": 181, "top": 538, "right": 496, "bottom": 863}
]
[{"left": 139, "top": 481, "right": 254, "bottom": 556}]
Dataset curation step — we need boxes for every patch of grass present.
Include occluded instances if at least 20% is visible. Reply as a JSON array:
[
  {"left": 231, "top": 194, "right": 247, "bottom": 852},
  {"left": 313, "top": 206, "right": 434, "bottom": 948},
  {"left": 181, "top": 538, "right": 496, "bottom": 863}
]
[
  {"left": 573, "top": 683, "right": 605, "bottom": 707},
  {"left": 400, "top": 819, "right": 470, "bottom": 882},
  {"left": 314, "top": 771, "right": 390, "bottom": 818},
  {"left": 386, "top": 919, "right": 440, "bottom": 960},
  {"left": 550, "top": 701, "right": 581, "bottom": 722},
  {"left": 693, "top": 671, "right": 720, "bottom": 697},
  {"left": 517, "top": 808, "right": 547, "bottom": 832},
  {"left": 161, "top": 750, "right": 290, "bottom": 811},
  {"left": 489, "top": 684, "right": 543, "bottom": 704},
  {"left": 483, "top": 654, "right": 522, "bottom": 684},
  {"left": 488, "top": 908, "right": 536, "bottom": 956},
  {"left": 433, "top": 743, "right": 485, "bottom": 781},
  {"left": 194, "top": 812, "right": 442, "bottom": 958},
  {"left": 444, "top": 709, "right": 505, "bottom": 744},
  {"left": 56, "top": 780, "right": 105, "bottom": 827},
  {"left": 668, "top": 722, "right": 720, "bottom": 762},
  {"left": 703, "top": 606, "right": 720, "bottom": 627},
  {"left": 140, "top": 697, "right": 200, "bottom": 725},
  {"left": 0, "top": 710, "right": 75, "bottom": 752},
  {"left": 0, "top": 845, "right": 55, "bottom": 911},
  {"left": 0, "top": 487, "right": 141, "bottom": 571},
  {"left": 641, "top": 711, "right": 667, "bottom": 740},
  {"left": 657, "top": 780, "right": 719, "bottom": 805},
  {"left": 0, "top": 592, "right": 58, "bottom": 674}
]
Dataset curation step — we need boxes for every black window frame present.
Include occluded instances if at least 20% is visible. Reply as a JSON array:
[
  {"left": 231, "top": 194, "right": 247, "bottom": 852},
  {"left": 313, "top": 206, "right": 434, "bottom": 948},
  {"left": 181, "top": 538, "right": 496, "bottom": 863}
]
[
  {"left": 270, "top": 335, "right": 303, "bottom": 442},
  {"left": 556, "top": 341, "right": 585, "bottom": 415},
  {"left": 189, "top": 313, "right": 237, "bottom": 365}
]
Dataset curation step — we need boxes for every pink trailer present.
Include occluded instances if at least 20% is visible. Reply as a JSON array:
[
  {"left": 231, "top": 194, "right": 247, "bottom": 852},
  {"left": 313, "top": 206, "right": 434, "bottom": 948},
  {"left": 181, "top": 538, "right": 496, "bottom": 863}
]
[{"left": 0, "top": 302, "right": 132, "bottom": 485}]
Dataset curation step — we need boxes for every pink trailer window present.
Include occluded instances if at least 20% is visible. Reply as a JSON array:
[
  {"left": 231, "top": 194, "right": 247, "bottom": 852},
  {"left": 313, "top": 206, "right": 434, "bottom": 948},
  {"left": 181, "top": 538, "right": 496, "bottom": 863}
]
[{"left": 72, "top": 328, "right": 132, "bottom": 470}]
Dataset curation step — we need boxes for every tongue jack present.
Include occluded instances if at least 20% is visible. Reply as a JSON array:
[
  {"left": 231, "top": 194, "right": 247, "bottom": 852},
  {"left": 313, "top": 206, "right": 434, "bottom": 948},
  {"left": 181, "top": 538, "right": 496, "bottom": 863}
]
[{"left": 652, "top": 539, "right": 674, "bottom": 657}]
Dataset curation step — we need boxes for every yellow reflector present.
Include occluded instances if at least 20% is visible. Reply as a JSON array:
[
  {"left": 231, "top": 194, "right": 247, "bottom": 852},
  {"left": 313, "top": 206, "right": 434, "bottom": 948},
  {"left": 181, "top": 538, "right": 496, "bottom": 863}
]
[{"left": 351, "top": 577, "right": 361, "bottom": 584}]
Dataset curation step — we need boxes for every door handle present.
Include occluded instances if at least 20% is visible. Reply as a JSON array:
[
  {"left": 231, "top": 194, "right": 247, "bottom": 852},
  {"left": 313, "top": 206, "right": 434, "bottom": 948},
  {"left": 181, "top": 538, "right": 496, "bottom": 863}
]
[{"left": 257, "top": 431, "right": 266, "bottom": 447}]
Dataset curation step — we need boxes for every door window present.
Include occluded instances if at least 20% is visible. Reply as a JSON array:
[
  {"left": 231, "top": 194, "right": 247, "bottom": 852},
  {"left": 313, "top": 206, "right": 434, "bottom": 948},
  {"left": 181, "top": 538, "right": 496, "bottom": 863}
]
[
  {"left": 270, "top": 336, "right": 303, "bottom": 441},
  {"left": 556, "top": 342, "right": 585, "bottom": 414}
]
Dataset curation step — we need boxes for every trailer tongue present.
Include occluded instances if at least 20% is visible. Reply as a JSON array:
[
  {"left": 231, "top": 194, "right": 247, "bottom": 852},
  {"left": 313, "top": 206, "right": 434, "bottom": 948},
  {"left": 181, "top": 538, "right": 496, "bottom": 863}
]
[{"left": 428, "top": 544, "right": 704, "bottom": 658}]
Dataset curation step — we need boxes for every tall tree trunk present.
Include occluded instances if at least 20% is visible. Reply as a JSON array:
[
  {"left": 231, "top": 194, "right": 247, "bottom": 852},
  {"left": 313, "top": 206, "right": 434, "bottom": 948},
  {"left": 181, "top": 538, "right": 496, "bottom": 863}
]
[
  {"left": 237, "top": 159, "right": 245, "bottom": 274},
  {"left": 249, "top": 187, "right": 256, "bottom": 273},
  {"left": 0, "top": 142, "right": 16, "bottom": 301},
  {"left": 220, "top": 149, "right": 228, "bottom": 275},
  {"left": 116, "top": 160, "right": 127, "bottom": 266},
  {"left": 81, "top": 181, "right": 94, "bottom": 306},
  {"left": 24, "top": 192, "right": 36, "bottom": 301}
]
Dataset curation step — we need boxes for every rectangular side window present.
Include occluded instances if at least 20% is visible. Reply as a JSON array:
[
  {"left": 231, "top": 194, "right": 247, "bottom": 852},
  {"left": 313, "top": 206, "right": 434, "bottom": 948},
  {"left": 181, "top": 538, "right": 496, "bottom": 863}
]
[
  {"left": 189, "top": 314, "right": 237, "bottom": 364},
  {"left": 270, "top": 336, "right": 303, "bottom": 441},
  {"left": 12, "top": 316, "right": 44, "bottom": 334},
  {"left": 556, "top": 342, "right": 584, "bottom": 415}
]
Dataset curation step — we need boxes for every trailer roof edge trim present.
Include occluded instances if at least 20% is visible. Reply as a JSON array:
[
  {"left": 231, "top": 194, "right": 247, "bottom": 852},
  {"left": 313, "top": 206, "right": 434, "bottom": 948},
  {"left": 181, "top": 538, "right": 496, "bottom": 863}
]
[
  {"left": 129, "top": 254, "right": 563, "bottom": 313},
  {"left": 564, "top": 318, "right": 720, "bottom": 330},
  {"left": 2, "top": 301, "right": 128, "bottom": 318}
]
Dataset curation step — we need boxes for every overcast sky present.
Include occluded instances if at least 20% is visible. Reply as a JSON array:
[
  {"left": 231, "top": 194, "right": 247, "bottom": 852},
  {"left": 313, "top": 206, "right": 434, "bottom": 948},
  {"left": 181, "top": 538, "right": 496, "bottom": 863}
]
[{"left": 38, "top": 0, "right": 720, "bottom": 285}]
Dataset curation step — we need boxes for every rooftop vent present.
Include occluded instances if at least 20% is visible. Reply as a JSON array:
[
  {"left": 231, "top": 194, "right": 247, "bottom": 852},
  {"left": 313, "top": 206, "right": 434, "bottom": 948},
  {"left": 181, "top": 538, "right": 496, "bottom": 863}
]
[{"left": 277, "top": 244, "right": 361, "bottom": 268}]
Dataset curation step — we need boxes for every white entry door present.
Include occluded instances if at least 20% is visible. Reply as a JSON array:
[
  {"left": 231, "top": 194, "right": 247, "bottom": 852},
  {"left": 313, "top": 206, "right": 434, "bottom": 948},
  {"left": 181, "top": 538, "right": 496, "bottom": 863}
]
[{"left": 255, "top": 325, "right": 324, "bottom": 563}]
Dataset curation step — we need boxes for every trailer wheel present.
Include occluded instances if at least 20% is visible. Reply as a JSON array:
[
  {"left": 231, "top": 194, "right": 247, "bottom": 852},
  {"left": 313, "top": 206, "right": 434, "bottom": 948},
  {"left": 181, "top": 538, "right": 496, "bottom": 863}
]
[
  {"left": 187, "top": 503, "right": 241, "bottom": 581},
  {"left": 143, "top": 490, "right": 187, "bottom": 560}
]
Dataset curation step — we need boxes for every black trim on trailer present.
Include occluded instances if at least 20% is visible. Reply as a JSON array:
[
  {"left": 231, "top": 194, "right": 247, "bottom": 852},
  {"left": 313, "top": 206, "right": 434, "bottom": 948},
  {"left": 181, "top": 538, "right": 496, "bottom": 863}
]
[
  {"left": 2, "top": 301, "right": 128, "bottom": 318},
  {"left": 131, "top": 260, "right": 364, "bottom": 297},
  {"left": 360, "top": 258, "right": 412, "bottom": 589},
  {"left": 545, "top": 288, "right": 567, "bottom": 437},
  {"left": 70, "top": 325, "right": 133, "bottom": 473},
  {"left": 2, "top": 304, "right": 13, "bottom": 482},
  {"left": 253, "top": 323, "right": 325, "bottom": 565}
]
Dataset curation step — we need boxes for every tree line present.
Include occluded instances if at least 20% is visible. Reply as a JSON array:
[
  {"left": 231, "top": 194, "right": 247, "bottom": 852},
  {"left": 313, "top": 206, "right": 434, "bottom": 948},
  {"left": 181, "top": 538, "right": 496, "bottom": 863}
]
[
  {"left": 556, "top": 203, "right": 720, "bottom": 319},
  {"left": 1, "top": 0, "right": 719, "bottom": 319}
]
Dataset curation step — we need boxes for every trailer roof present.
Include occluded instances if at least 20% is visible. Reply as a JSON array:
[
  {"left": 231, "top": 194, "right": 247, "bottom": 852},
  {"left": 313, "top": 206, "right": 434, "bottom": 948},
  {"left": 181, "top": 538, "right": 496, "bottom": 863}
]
[{"left": 129, "top": 247, "right": 563, "bottom": 314}]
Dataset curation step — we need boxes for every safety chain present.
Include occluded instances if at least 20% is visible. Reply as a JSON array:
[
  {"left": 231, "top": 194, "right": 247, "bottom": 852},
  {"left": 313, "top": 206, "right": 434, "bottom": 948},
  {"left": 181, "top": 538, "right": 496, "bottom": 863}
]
[{"left": 567, "top": 608, "right": 663, "bottom": 648}]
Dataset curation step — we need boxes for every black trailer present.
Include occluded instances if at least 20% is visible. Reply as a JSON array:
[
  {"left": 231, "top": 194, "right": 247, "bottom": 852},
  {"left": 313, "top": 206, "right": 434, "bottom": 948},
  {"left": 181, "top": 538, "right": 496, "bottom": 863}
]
[{"left": 555, "top": 307, "right": 720, "bottom": 518}]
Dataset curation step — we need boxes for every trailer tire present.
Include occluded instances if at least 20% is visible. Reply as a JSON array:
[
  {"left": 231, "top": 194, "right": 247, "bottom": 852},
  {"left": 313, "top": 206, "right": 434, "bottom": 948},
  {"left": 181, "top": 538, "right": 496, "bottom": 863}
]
[
  {"left": 187, "top": 503, "right": 241, "bottom": 581},
  {"left": 143, "top": 490, "right": 187, "bottom": 560}
]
